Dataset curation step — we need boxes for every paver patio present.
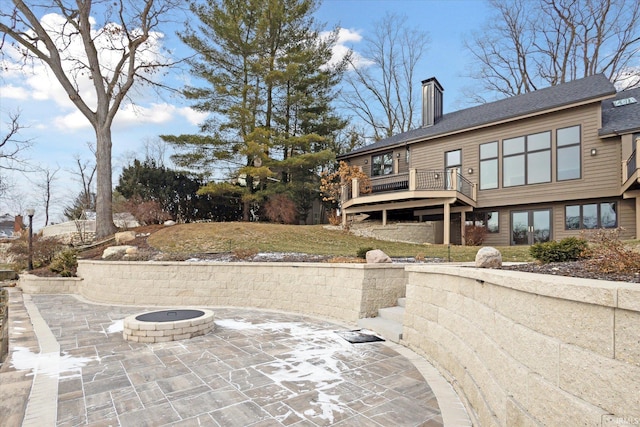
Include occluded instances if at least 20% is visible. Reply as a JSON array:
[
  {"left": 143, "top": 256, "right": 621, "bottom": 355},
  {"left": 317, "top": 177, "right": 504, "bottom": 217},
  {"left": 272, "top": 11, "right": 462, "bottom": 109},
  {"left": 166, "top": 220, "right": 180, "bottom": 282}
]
[{"left": 1, "top": 289, "right": 449, "bottom": 426}]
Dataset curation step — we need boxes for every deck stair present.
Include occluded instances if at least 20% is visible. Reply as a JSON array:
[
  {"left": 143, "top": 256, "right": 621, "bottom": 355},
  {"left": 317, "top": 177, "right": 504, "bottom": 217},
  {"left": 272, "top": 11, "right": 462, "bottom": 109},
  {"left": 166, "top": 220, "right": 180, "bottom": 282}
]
[{"left": 357, "top": 297, "right": 405, "bottom": 343}]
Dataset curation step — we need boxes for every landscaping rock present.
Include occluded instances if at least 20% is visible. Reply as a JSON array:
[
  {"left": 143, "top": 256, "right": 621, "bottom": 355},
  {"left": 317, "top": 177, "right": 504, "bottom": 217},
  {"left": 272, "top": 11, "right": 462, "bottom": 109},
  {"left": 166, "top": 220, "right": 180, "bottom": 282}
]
[
  {"left": 475, "top": 246, "right": 502, "bottom": 268},
  {"left": 125, "top": 247, "right": 138, "bottom": 255},
  {"left": 102, "top": 245, "right": 136, "bottom": 259},
  {"left": 366, "top": 249, "right": 392, "bottom": 263},
  {"left": 115, "top": 231, "right": 136, "bottom": 244},
  {"left": 164, "top": 220, "right": 176, "bottom": 226}
]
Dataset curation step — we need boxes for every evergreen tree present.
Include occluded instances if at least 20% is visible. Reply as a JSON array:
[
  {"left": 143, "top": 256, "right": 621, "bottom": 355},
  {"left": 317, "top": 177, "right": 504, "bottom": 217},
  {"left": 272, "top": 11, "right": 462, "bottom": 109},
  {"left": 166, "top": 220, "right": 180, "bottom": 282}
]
[
  {"left": 161, "top": 0, "right": 347, "bottom": 222},
  {"left": 116, "top": 159, "right": 241, "bottom": 222}
]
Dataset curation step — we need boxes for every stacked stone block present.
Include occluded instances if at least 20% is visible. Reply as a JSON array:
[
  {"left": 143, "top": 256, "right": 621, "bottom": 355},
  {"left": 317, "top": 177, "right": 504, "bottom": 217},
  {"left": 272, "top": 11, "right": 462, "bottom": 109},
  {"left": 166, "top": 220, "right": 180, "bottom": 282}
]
[
  {"left": 403, "top": 264, "right": 640, "bottom": 426},
  {"left": 122, "top": 309, "right": 214, "bottom": 343}
]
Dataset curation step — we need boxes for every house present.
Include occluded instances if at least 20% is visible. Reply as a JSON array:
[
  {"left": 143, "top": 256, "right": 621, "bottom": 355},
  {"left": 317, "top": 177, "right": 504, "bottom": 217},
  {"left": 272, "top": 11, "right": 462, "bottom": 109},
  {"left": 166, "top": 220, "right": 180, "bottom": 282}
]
[
  {"left": 337, "top": 74, "right": 640, "bottom": 246},
  {"left": 0, "top": 214, "right": 22, "bottom": 239}
]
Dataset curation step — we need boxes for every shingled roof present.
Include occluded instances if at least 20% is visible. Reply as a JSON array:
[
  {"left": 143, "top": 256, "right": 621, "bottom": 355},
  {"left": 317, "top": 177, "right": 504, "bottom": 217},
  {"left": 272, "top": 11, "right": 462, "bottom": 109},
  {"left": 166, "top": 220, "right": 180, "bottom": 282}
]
[
  {"left": 340, "top": 74, "right": 616, "bottom": 157},
  {"left": 600, "top": 87, "right": 640, "bottom": 137}
]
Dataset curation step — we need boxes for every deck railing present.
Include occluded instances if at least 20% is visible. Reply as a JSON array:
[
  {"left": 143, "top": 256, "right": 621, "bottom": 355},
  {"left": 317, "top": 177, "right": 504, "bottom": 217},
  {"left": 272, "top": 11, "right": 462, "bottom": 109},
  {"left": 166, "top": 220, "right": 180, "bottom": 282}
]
[
  {"left": 341, "top": 168, "right": 475, "bottom": 203},
  {"left": 627, "top": 150, "right": 637, "bottom": 181},
  {"left": 370, "top": 172, "right": 410, "bottom": 192}
]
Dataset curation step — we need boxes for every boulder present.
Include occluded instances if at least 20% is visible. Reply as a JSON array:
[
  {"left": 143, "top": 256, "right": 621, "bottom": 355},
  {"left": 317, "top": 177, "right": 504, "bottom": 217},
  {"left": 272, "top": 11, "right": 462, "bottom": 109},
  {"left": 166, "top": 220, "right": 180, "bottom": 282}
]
[
  {"left": 366, "top": 249, "right": 392, "bottom": 263},
  {"left": 102, "top": 245, "right": 136, "bottom": 259},
  {"left": 164, "top": 220, "right": 176, "bottom": 227},
  {"left": 475, "top": 246, "right": 502, "bottom": 268},
  {"left": 125, "top": 247, "right": 138, "bottom": 255},
  {"left": 115, "top": 231, "right": 136, "bottom": 244}
]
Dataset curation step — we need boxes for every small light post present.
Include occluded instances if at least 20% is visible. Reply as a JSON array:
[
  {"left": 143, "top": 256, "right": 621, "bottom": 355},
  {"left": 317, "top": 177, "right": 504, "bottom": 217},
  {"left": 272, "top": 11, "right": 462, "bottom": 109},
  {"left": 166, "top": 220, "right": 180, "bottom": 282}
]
[{"left": 26, "top": 208, "right": 35, "bottom": 271}]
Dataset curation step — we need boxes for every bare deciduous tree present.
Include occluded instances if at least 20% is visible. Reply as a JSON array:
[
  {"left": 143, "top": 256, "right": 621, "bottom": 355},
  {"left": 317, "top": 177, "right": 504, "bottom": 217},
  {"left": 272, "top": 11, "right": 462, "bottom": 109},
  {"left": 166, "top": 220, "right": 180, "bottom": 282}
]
[
  {"left": 342, "top": 13, "right": 430, "bottom": 141},
  {"left": 34, "top": 165, "right": 60, "bottom": 226},
  {"left": 0, "top": 0, "right": 185, "bottom": 237},
  {"left": 65, "top": 144, "right": 97, "bottom": 221},
  {"left": 1, "top": 110, "right": 33, "bottom": 172},
  {"left": 464, "top": 0, "right": 640, "bottom": 103}
]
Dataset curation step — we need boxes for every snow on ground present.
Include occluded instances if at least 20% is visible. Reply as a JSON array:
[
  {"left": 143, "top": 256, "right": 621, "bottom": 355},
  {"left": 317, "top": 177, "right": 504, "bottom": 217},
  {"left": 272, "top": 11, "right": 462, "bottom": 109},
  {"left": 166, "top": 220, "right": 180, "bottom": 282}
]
[
  {"left": 216, "top": 318, "right": 378, "bottom": 424},
  {"left": 10, "top": 346, "right": 97, "bottom": 379}
]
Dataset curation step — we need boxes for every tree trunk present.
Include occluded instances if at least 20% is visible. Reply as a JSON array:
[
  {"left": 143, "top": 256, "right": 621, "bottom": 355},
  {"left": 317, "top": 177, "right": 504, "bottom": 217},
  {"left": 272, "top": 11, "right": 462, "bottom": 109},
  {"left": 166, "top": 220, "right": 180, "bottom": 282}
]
[{"left": 95, "top": 126, "right": 117, "bottom": 238}]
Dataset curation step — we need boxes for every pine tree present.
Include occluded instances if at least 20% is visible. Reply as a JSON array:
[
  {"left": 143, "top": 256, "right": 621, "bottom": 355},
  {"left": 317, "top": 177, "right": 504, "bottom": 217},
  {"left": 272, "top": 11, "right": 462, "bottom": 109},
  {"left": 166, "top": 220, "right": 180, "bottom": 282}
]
[{"left": 161, "top": 0, "right": 347, "bottom": 222}]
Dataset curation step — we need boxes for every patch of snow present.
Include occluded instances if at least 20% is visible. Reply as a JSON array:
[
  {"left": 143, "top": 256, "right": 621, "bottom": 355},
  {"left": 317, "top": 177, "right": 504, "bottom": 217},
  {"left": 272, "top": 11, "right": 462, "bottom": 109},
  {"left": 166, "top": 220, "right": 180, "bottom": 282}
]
[
  {"left": 215, "top": 319, "right": 258, "bottom": 330},
  {"left": 10, "top": 346, "right": 97, "bottom": 379},
  {"left": 106, "top": 320, "right": 123, "bottom": 334},
  {"left": 215, "top": 319, "right": 369, "bottom": 424}
]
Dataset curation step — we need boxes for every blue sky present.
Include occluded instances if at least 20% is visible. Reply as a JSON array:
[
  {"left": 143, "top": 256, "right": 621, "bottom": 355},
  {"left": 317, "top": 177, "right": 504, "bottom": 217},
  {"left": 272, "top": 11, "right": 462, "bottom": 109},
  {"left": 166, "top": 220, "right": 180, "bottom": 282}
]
[{"left": 0, "top": 0, "right": 490, "bottom": 225}]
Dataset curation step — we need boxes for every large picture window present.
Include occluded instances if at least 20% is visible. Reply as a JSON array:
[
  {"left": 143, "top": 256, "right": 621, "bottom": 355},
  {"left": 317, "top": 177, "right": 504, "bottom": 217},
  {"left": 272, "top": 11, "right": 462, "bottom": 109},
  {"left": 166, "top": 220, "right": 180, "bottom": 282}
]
[
  {"left": 480, "top": 141, "right": 498, "bottom": 190},
  {"left": 557, "top": 125, "right": 581, "bottom": 181},
  {"left": 466, "top": 211, "right": 498, "bottom": 233},
  {"left": 565, "top": 202, "right": 617, "bottom": 229},
  {"left": 503, "top": 131, "right": 551, "bottom": 187},
  {"left": 371, "top": 152, "right": 393, "bottom": 176}
]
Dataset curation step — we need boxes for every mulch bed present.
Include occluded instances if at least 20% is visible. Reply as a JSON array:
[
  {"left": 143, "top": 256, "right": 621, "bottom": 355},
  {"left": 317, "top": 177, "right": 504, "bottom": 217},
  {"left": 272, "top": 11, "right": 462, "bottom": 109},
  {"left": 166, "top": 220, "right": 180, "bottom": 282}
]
[{"left": 501, "top": 260, "right": 640, "bottom": 283}]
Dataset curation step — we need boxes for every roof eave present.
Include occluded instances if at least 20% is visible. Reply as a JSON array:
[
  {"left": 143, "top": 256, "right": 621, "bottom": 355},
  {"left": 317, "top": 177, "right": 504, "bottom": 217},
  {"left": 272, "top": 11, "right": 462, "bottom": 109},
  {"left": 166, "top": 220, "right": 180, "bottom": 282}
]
[
  {"left": 341, "top": 92, "right": 615, "bottom": 158},
  {"left": 599, "top": 126, "right": 640, "bottom": 138}
]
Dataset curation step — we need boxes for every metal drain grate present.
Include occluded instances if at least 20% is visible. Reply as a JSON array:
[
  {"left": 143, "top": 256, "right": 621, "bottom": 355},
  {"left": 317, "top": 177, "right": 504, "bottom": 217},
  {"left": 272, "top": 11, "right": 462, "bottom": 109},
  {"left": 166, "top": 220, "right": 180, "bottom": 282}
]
[{"left": 336, "top": 330, "right": 385, "bottom": 344}]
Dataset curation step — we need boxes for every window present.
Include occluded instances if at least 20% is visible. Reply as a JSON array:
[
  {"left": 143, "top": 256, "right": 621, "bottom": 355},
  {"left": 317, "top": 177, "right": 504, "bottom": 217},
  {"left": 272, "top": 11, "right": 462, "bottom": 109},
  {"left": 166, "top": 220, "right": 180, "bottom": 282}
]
[
  {"left": 557, "top": 125, "right": 581, "bottom": 180},
  {"left": 503, "top": 132, "right": 551, "bottom": 187},
  {"left": 371, "top": 152, "right": 393, "bottom": 176},
  {"left": 480, "top": 141, "right": 498, "bottom": 190},
  {"left": 565, "top": 202, "right": 617, "bottom": 229},
  {"left": 466, "top": 211, "right": 498, "bottom": 233}
]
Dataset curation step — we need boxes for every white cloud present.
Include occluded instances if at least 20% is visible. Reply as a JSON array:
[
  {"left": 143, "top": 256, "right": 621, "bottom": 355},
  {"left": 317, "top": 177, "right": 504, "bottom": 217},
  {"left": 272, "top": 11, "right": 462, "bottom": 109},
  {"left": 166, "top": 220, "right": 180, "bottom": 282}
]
[
  {"left": 0, "top": 85, "right": 30, "bottom": 100},
  {"left": 178, "top": 106, "right": 208, "bottom": 126},
  {"left": 53, "top": 110, "right": 92, "bottom": 131},
  {"left": 46, "top": 101, "right": 206, "bottom": 133},
  {"left": 336, "top": 28, "right": 363, "bottom": 44},
  {"left": 322, "top": 27, "right": 373, "bottom": 70}
]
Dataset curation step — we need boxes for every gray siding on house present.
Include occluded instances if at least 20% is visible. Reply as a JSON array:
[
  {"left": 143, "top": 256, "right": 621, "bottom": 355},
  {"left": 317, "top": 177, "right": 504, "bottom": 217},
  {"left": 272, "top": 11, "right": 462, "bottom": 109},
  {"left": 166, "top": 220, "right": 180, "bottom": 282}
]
[
  {"left": 340, "top": 75, "right": 638, "bottom": 245},
  {"left": 477, "top": 197, "right": 634, "bottom": 247},
  {"left": 404, "top": 103, "right": 621, "bottom": 209}
]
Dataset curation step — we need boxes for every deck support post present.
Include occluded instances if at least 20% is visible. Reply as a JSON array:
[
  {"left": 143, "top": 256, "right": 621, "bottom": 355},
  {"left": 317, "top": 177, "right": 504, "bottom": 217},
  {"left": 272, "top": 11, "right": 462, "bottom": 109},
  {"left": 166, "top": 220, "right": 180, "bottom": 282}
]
[
  {"left": 636, "top": 197, "right": 640, "bottom": 240},
  {"left": 443, "top": 202, "right": 451, "bottom": 245}
]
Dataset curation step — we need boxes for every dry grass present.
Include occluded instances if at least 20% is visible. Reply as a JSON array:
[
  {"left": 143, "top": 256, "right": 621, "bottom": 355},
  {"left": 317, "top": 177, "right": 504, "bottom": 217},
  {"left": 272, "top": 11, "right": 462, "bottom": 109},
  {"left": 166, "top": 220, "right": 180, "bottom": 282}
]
[{"left": 147, "top": 222, "right": 535, "bottom": 262}]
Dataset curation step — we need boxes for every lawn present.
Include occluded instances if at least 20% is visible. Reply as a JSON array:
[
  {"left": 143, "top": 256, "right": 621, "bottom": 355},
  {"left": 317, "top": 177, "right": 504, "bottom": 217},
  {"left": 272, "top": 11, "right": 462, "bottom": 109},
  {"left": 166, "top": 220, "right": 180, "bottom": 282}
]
[{"left": 147, "top": 222, "right": 534, "bottom": 263}]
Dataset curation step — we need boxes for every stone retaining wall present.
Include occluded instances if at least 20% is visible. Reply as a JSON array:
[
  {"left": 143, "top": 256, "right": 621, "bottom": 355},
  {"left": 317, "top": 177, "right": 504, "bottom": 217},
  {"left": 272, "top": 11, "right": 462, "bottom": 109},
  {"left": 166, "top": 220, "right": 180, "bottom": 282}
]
[
  {"left": 349, "top": 221, "right": 440, "bottom": 244},
  {"left": 75, "top": 260, "right": 407, "bottom": 324},
  {"left": 19, "top": 274, "right": 81, "bottom": 294},
  {"left": 403, "top": 264, "right": 640, "bottom": 426},
  {"left": 18, "top": 260, "right": 639, "bottom": 425}
]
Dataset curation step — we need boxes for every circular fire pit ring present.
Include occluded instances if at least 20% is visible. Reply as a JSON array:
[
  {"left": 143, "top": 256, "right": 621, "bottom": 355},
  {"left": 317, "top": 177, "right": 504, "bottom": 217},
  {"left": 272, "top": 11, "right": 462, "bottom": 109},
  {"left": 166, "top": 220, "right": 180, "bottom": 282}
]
[{"left": 123, "top": 308, "right": 215, "bottom": 343}]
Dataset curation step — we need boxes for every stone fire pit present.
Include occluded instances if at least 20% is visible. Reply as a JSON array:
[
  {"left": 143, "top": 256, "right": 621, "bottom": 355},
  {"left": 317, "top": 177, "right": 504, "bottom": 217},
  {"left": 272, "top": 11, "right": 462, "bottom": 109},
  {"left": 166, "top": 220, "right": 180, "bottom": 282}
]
[{"left": 123, "top": 309, "right": 215, "bottom": 343}]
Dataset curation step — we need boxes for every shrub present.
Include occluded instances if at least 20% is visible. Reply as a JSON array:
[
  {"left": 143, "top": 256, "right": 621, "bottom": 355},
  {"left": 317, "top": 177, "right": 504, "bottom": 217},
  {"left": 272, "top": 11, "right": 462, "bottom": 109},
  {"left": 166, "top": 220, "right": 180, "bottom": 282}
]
[
  {"left": 356, "top": 246, "right": 374, "bottom": 258},
  {"left": 122, "top": 197, "right": 171, "bottom": 225},
  {"left": 465, "top": 225, "right": 487, "bottom": 246},
  {"left": 49, "top": 249, "right": 78, "bottom": 277},
  {"left": 530, "top": 236, "right": 588, "bottom": 263},
  {"left": 327, "top": 210, "right": 341, "bottom": 226},
  {"left": 582, "top": 228, "right": 640, "bottom": 274},
  {"left": 7, "top": 233, "right": 67, "bottom": 271},
  {"left": 233, "top": 248, "right": 258, "bottom": 260},
  {"left": 264, "top": 194, "right": 297, "bottom": 224}
]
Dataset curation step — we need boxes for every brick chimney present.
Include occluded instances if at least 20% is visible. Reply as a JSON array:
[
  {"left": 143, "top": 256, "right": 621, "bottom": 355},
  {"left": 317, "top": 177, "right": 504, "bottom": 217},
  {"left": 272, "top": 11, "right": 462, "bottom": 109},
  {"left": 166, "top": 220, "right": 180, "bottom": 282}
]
[
  {"left": 422, "top": 77, "right": 444, "bottom": 127},
  {"left": 14, "top": 215, "right": 23, "bottom": 233}
]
